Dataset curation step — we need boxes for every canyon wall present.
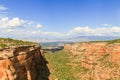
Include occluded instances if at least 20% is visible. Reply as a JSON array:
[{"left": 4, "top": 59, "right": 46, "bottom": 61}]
[
  {"left": 0, "top": 45, "right": 46, "bottom": 80},
  {"left": 64, "top": 42, "right": 120, "bottom": 80}
]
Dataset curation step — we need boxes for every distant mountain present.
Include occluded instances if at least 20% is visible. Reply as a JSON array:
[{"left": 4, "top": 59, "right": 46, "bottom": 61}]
[
  {"left": 40, "top": 41, "right": 72, "bottom": 48},
  {"left": 68, "top": 36, "right": 120, "bottom": 42},
  {"left": 38, "top": 36, "right": 120, "bottom": 43}
]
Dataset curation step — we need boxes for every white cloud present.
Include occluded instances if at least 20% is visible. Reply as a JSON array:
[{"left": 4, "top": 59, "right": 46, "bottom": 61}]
[
  {"left": 31, "top": 30, "right": 41, "bottom": 34},
  {"left": 8, "top": 18, "right": 25, "bottom": 27},
  {"left": 0, "top": 17, "right": 43, "bottom": 29},
  {"left": 0, "top": 17, "right": 120, "bottom": 41},
  {"left": 0, "top": 5, "right": 8, "bottom": 18},
  {"left": 6, "top": 29, "right": 15, "bottom": 32},
  {"left": 67, "top": 26, "right": 92, "bottom": 36},
  {"left": 0, "top": 5, "right": 8, "bottom": 11},
  {"left": 36, "top": 24, "right": 42, "bottom": 28},
  {"left": 0, "top": 17, "right": 27, "bottom": 28},
  {"left": 0, "top": 17, "right": 44, "bottom": 39},
  {"left": 67, "top": 25, "right": 120, "bottom": 36},
  {"left": 101, "top": 24, "right": 112, "bottom": 27}
]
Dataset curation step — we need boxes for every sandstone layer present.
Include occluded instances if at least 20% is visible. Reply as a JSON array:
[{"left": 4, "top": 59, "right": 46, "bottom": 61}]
[
  {"left": 64, "top": 42, "right": 120, "bottom": 80},
  {"left": 0, "top": 45, "right": 46, "bottom": 80}
]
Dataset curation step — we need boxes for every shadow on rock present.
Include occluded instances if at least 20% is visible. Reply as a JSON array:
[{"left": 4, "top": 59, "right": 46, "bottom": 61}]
[{"left": 37, "top": 57, "right": 50, "bottom": 80}]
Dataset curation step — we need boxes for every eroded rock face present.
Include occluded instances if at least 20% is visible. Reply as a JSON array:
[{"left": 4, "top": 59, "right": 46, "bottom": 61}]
[
  {"left": 0, "top": 45, "right": 45, "bottom": 80},
  {"left": 64, "top": 44, "right": 72, "bottom": 51},
  {"left": 64, "top": 42, "right": 120, "bottom": 80}
]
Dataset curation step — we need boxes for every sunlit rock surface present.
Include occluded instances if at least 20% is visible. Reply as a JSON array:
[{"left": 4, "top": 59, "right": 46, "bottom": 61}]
[
  {"left": 0, "top": 45, "right": 45, "bottom": 80},
  {"left": 64, "top": 42, "right": 120, "bottom": 80}
]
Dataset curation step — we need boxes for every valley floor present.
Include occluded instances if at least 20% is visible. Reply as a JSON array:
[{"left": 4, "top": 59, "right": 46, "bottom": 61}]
[
  {"left": 45, "top": 50, "right": 89, "bottom": 80},
  {"left": 40, "top": 46, "right": 120, "bottom": 80},
  {"left": 45, "top": 50, "right": 75, "bottom": 80}
]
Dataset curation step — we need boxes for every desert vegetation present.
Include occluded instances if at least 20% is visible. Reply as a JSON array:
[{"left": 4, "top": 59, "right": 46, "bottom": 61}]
[
  {"left": 44, "top": 38, "right": 120, "bottom": 80},
  {"left": 0, "top": 38, "right": 37, "bottom": 49},
  {"left": 45, "top": 50, "right": 76, "bottom": 80}
]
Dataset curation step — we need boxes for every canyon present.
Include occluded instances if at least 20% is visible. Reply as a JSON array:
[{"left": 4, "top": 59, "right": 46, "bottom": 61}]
[
  {"left": 0, "top": 38, "right": 120, "bottom": 80},
  {"left": 64, "top": 42, "right": 120, "bottom": 80}
]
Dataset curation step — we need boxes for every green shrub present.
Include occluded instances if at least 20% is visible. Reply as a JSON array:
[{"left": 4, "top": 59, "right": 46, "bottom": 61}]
[{"left": 0, "top": 44, "right": 7, "bottom": 48}]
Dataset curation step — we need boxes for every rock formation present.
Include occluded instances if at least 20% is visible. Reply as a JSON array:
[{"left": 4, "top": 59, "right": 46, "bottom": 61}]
[
  {"left": 64, "top": 42, "right": 120, "bottom": 80},
  {"left": 0, "top": 45, "right": 48, "bottom": 80}
]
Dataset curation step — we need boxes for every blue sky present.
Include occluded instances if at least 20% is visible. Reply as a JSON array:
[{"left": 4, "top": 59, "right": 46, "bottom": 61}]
[{"left": 0, "top": 0, "right": 120, "bottom": 41}]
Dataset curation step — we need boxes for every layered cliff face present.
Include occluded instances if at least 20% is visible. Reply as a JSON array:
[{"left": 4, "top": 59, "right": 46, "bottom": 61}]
[
  {"left": 64, "top": 42, "right": 120, "bottom": 80},
  {"left": 0, "top": 45, "right": 46, "bottom": 80}
]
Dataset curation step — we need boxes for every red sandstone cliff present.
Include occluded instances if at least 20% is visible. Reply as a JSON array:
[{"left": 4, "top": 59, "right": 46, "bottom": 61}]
[
  {"left": 0, "top": 45, "right": 48, "bottom": 80},
  {"left": 64, "top": 42, "right": 120, "bottom": 80}
]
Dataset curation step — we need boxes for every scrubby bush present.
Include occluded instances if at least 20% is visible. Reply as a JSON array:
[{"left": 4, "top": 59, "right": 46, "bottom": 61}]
[{"left": 0, "top": 44, "right": 7, "bottom": 48}]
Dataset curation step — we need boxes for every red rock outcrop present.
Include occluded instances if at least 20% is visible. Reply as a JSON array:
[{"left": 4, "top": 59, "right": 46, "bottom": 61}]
[
  {"left": 64, "top": 42, "right": 120, "bottom": 80},
  {"left": 0, "top": 45, "right": 46, "bottom": 80},
  {"left": 64, "top": 44, "right": 72, "bottom": 51}
]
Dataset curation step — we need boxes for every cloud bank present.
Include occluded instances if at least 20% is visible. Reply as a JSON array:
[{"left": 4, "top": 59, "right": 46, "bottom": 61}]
[
  {"left": 67, "top": 26, "right": 120, "bottom": 36},
  {"left": 0, "top": 17, "right": 120, "bottom": 40}
]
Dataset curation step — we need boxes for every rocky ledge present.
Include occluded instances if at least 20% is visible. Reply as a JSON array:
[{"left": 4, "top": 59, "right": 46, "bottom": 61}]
[{"left": 0, "top": 45, "right": 46, "bottom": 80}]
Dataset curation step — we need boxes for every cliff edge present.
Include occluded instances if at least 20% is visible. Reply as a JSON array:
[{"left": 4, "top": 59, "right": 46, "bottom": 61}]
[{"left": 0, "top": 45, "right": 48, "bottom": 80}]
